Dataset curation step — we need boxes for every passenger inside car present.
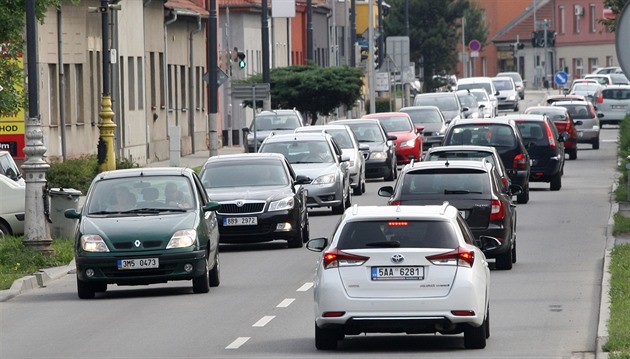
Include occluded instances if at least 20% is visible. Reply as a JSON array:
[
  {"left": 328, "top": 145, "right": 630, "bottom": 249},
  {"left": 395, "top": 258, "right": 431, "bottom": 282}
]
[{"left": 107, "top": 187, "right": 136, "bottom": 211}]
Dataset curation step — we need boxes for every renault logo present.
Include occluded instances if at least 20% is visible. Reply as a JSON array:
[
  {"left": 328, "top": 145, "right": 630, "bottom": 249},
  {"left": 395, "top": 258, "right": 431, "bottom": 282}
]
[
  {"left": 236, "top": 201, "right": 244, "bottom": 207},
  {"left": 134, "top": 240, "right": 141, "bottom": 248},
  {"left": 391, "top": 254, "right": 404, "bottom": 263}
]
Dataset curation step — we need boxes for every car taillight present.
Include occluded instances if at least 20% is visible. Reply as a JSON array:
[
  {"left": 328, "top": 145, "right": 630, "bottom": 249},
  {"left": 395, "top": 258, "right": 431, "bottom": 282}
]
[
  {"left": 513, "top": 153, "right": 527, "bottom": 169},
  {"left": 426, "top": 247, "right": 475, "bottom": 268},
  {"left": 490, "top": 199, "right": 505, "bottom": 221},
  {"left": 501, "top": 176, "right": 508, "bottom": 188},
  {"left": 545, "top": 123, "right": 556, "bottom": 150},
  {"left": 389, "top": 200, "right": 401, "bottom": 205},
  {"left": 322, "top": 248, "right": 369, "bottom": 269},
  {"left": 597, "top": 93, "right": 603, "bottom": 103}
]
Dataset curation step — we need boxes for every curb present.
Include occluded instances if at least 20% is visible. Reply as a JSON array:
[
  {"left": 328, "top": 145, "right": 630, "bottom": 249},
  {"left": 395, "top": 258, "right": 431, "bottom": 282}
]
[{"left": 0, "top": 259, "right": 75, "bottom": 303}]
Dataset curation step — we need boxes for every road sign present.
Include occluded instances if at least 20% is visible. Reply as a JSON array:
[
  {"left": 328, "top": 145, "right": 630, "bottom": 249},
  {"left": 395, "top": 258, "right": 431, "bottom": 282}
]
[
  {"left": 616, "top": 3, "right": 630, "bottom": 76},
  {"left": 470, "top": 51, "right": 479, "bottom": 58},
  {"left": 375, "top": 72, "right": 389, "bottom": 92},
  {"left": 468, "top": 40, "right": 481, "bottom": 52},
  {"left": 385, "top": 36, "right": 409, "bottom": 72},
  {"left": 203, "top": 67, "right": 229, "bottom": 86},
  {"left": 231, "top": 83, "right": 271, "bottom": 100},
  {"left": 554, "top": 71, "right": 568, "bottom": 86}
]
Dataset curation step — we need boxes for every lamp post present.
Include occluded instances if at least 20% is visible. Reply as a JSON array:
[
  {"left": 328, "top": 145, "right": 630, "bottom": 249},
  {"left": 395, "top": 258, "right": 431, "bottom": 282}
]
[{"left": 97, "top": 0, "right": 116, "bottom": 171}]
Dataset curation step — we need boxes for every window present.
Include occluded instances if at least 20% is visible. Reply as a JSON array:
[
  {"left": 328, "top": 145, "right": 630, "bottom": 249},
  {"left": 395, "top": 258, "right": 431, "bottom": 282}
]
[
  {"left": 180, "top": 65, "right": 186, "bottom": 111},
  {"left": 195, "top": 66, "right": 201, "bottom": 110},
  {"left": 48, "top": 64, "right": 59, "bottom": 126},
  {"left": 89, "top": 50, "right": 100, "bottom": 125},
  {"left": 119, "top": 56, "right": 126, "bottom": 115},
  {"left": 150, "top": 52, "right": 156, "bottom": 109},
  {"left": 137, "top": 56, "right": 144, "bottom": 110},
  {"left": 75, "top": 64, "right": 84, "bottom": 124},
  {"left": 559, "top": 6, "right": 565, "bottom": 34},
  {"left": 128, "top": 57, "right": 135, "bottom": 111},
  {"left": 559, "top": 58, "right": 567, "bottom": 73},
  {"left": 159, "top": 53, "right": 165, "bottom": 109},
  {"left": 63, "top": 64, "right": 72, "bottom": 125},
  {"left": 588, "top": 58, "right": 599, "bottom": 73},
  {"left": 167, "top": 64, "right": 173, "bottom": 110},
  {"left": 573, "top": 58, "right": 584, "bottom": 79},
  {"left": 590, "top": 4, "right": 597, "bottom": 33}
]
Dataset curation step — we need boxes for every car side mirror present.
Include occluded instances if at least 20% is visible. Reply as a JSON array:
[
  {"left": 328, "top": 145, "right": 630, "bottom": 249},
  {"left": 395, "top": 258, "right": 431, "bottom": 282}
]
[
  {"left": 507, "top": 184, "right": 523, "bottom": 196},
  {"left": 340, "top": 154, "right": 350, "bottom": 162},
  {"left": 295, "top": 174, "right": 312, "bottom": 185},
  {"left": 358, "top": 144, "right": 370, "bottom": 151},
  {"left": 203, "top": 201, "right": 221, "bottom": 212},
  {"left": 64, "top": 208, "right": 81, "bottom": 219},
  {"left": 416, "top": 125, "right": 425, "bottom": 134},
  {"left": 387, "top": 135, "right": 397, "bottom": 141},
  {"left": 558, "top": 132, "right": 568, "bottom": 142},
  {"left": 475, "top": 235, "right": 502, "bottom": 251},
  {"left": 574, "top": 120, "right": 583, "bottom": 126},
  {"left": 306, "top": 237, "right": 328, "bottom": 252},
  {"left": 242, "top": 127, "right": 250, "bottom": 133},
  {"left": 598, "top": 113, "right": 604, "bottom": 118},
  {"left": 378, "top": 186, "right": 394, "bottom": 197},
  {"left": 563, "top": 89, "right": 569, "bottom": 95},
  {"left": 495, "top": 91, "right": 500, "bottom": 96}
]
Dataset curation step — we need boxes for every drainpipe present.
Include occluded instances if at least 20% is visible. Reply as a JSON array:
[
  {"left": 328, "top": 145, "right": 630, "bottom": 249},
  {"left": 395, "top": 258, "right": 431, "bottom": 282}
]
[
  {"left": 189, "top": 15, "right": 202, "bottom": 153},
  {"left": 164, "top": 10, "right": 178, "bottom": 140},
  {"left": 57, "top": 7, "right": 67, "bottom": 161}
]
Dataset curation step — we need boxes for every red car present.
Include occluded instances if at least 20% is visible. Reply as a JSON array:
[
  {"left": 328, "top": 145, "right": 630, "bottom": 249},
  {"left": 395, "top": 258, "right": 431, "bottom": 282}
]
[
  {"left": 524, "top": 106, "right": 579, "bottom": 160},
  {"left": 362, "top": 112, "right": 423, "bottom": 164}
]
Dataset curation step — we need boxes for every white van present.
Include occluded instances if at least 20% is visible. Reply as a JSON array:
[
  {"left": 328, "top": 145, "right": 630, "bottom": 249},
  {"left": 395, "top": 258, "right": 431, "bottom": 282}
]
[
  {"left": 456, "top": 77, "right": 499, "bottom": 117},
  {"left": 0, "top": 151, "right": 25, "bottom": 236}
]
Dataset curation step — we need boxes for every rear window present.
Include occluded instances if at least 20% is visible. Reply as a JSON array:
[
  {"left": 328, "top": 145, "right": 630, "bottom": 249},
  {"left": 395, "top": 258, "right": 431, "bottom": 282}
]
[
  {"left": 414, "top": 94, "right": 459, "bottom": 111},
  {"left": 556, "top": 104, "right": 594, "bottom": 119},
  {"left": 402, "top": 108, "right": 443, "bottom": 124},
  {"left": 515, "top": 121, "right": 548, "bottom": 146},
  {"left": 401, "top": 169, "right": 489, "bottom": 196},
  {"left": 337, "top": 220, "right": 457, "bottom": 249},
  {"left": 525, "top": 108, "right": 567, "bottom": 121},
  {"left": 457, "top": 83, "right": 492, "bottom": 95},
  {"left": 346, "top": 123, "right": 386, "bottom": 142},
  {"left": 252, "top": 114, "right": 301, "bottom": 131},
  {"left": 602, "top": 89, "right": 630, "bottom": 100},
  {"left": 377, "top": 116, "right": 413, "bottom": 132},
  {"left": 445, "top": 124, "right": 517, "bottom": 148}
]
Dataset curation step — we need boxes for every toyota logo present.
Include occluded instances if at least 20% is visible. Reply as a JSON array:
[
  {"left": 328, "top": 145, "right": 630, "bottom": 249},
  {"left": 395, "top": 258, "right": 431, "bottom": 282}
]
[
  {"left": 391, "top": 254, "right": 404, "bottom": 263},
  {"left": 236, "top": 201, "right": 244, "bottom": 207}
]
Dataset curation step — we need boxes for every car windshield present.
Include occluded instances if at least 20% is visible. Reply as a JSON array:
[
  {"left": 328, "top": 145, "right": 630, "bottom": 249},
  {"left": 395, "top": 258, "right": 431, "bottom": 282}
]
[
  {"left": 572, "top": 84, "right": 600, "bottom": 93},
  {"left": 470, "top": 91, "right": 489, "bottom": 102},
  {"left": 493, "top": 79, "right": 514, "bottom": 91},
  {"left": 347, "top": 124, "right": 385, "bottom": 142},
  {"left": 499, "top": 73, "right": 522, "bottom": 84},
  {"left": 457, "top": 83, "right": 493, "bottom": 96},
  {"left": 377, "top": 116, "right": 413, "bottom": 132},
  {"left": 201, "top": 160, "right": 289, "bottom": 188},
  {"left": 402, "top": 108, "right": 443, "bottom": 124},
  {"left": 457, "top": 94, "right": 478, "bottom": 108},
  {"left": 414, "top": 95, "right": 459, "bottom": 111},
  {"left": 446, "top": 124, "right": 517, "bottom": 148},
  {"left": 260, "top": 140, "right": 335, "bottom": 164},
  {"left": 337, "top": 220, "right": 458, "bottom": 249},
  {"left": 251, "top": 114, "right": 301, "bottom": 131},
  {"left": 87, "top": 176, "right": 195, "bottom": 214}
]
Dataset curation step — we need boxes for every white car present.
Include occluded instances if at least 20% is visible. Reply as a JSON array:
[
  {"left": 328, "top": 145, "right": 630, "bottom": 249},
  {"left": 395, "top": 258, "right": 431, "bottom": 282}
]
[
  {"left": 306, "top": 204, "right": 498, "bottom": 350},
  {"left": 0, "top": 150, "right": 26, "bottom": 236},
  {"left": 456, "top": 77, "right": 499, "bottom": 117},
  {"left": 469, "top": 88, "right": 495, "bottom": 118}
]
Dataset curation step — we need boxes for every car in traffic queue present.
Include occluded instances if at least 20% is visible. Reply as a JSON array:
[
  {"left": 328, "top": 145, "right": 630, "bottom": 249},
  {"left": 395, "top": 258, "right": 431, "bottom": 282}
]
[
  {"left": 413, "top": 92, "right": 468, "bottom": 123},
  {"left": 524, "top": 106, "right": 580, "bottom": 160},
  {"left": 442, "top": 117, "right": 531, "bottom": 204},
  {"left": 64, "top": 167, "right": 222, "bottom": 299},
  {"left": 551, "top": 100, "right": 601, "bottom": 150},
  {"left": 496, "top": 71, "right": 525, "bottom": 100},
  {"left": 378, "top": 160, "right": 520, "bottom": 270},
  {"left": 362, "top": 112, "right": 423, "bottom": 165},
  {"left": 492, "top": 76, "right": 520, "bottom": 111},
  {"left": 568, "top": 82, "right": 602, "bottom": 103},
  {"left": 541, "top": 93, "right": 588, "bottom": 106},
  {"left": 592, "top": 85, "right": 630, "bottom": 126},
  {"left": 455, "top": 77, "right": 500, "bottom": 117},
  {"left": 306, "top": 204, "right": 498, "bottom": 349},
  {"left": 455, "top": 89, "right": 483, "bottom": 119},
  {"left": 244, "top": 109, "right": 304, "bottom": 153},
  {"left": 199, "top": 153, "right": 310, "bottom": 248},
  {"left": 295, "top": 124, "right": 367, "bottom": 195},
  {"left": 399, "top": 105, "right": 448, "bottom": 152},
  {"left": 468, "top": 88, "right": 494, "bottom": 118},
  {"left": 330, "top": 118, "right": 398, "bottom": 181},
  {"left": 508, "top": 114, "right": 566, "bottom": 191},
  {"left": 0, "top": 150, "right": 25, "bottom": 237},
  {"left": 258, "top": 132, "right": 352, "bottom": 214}
]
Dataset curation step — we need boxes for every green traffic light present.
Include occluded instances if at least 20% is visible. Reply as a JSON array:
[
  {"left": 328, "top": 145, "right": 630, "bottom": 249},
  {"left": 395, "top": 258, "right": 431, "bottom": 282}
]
[{"left": 239, "top": 60, "right": 246, "bottom": 69}]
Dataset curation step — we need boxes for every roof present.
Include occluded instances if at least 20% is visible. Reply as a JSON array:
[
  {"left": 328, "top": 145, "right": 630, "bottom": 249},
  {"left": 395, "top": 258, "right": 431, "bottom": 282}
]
[
  {"left": 343, "top": 204, "right": 459, "bottom": 222},
  {"left": 164, "top": 0, "right": 209, "bottom": 17},
  {"left": 500, "top": 114, "right": 547, "bottom": 122},
  {"left": 203, "top": 152, "right": 285, "bottom": 163},
  {"left": 331, "top": 118, "right": 381, "bottom": 125},
  {"left": 96, "top": 167, "right": 194, "bottom": 180},
  {"left": 428, "top": 145, "right": 499, "bottom": 154},
  {"left": 263, "top": 132, "right": 329, "bottom": 142},
  {"left": 406, "top": 159, "right": 491, "bottom": 172},
  {"left": 363, "top": 112, "right": 412, "bottom": 119},
  {"left": 450, "top": 116, "right": 516, "bottom": 126},
  {"left": 491, "top": 0, "right": 553, "bottom": 43}
]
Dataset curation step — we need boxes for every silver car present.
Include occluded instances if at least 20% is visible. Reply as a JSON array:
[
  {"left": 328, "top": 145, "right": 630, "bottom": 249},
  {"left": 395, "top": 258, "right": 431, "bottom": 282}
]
[
  {"left": 295, "top": 125, "right": 367, "bottom": 195},
  {"left": 593, "top": 85, "right": 630, "bottom": 126},
  {"left": 552, "top": 100, "right": 600, "bottom": 149},
  {"left": 492, "top": 76, "right": 519, "bottom": 111},
  {"left": 497, "top": 71, "right": 525, "bottom": 100},
  {"left": 258, "top": 132, "right": 352, "bottom": 214}
]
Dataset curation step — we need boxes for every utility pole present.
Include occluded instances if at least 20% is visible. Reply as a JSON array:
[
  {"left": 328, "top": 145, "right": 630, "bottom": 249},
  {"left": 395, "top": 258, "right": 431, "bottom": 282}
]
[
  {"left": 307, "top": 0, "right": 313, "bottom": 62},
  {"left": 350, "top": 0, "right": 356, "bottom": 66},
  {"left": 208, "top": 0, "right": 218, "bottom": 156},
  {"left": 368, "top": 0, "right": 375, "bottom": 114}
]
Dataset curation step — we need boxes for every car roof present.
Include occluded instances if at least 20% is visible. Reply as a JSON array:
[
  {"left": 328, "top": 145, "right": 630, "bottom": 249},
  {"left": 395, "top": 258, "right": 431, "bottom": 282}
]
[
  {"left": 457, "top": 77, "right": 493, "bottom": 83},
  {"left": 95, "top": 167, "right": 194, "bottom": 180},
  {"left": 428, "top": 145, "right": 500, "bottom": 154},
  {"left": 414, "top": 92, "right": 457, "bottom": 98},
  {"left": 295, "top": 124, "right": 349, "bottom": 131},
  {"left": 405, "top": 159, "right": 492, "bottom": 172},
  {"left": 363, "top": 112, "right": 412, "bottom": 119},
  {"left": 342, "top": 204, "right": 459, "bottom": 222},
  {"left": 500, "top": 114, "right": 547, "bottom": 122},
  {"left": 203, "top": 152, "right": 285, "bottom": 163},
  {"left": 331, "top": 118, "right": 382, "bottom": 125},
  {"left": 525, "top": 105, "right": 568, "bottom": 113},
  {"left": 262, "top": 132, "right": 330, "bottom": 142},
  {"left": 552, "top": 100, "right": 590, "bottom": 105},
  {"left": 399, "top": 105, "right": 442, "bottom": 112},
  {"left": 493, "top": 76, "right": 514, "bottom": 82},
  {"left": 449, "top": 116, "right": 516, "bottom": 126}
]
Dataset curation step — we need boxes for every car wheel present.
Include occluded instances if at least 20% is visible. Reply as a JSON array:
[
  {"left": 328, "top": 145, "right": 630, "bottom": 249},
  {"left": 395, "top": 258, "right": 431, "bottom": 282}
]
[
  {"left": 550, "top": 172, "right": 562, "bottom": 191},
  {"left": 192, "top": 253, "right": 210, "bottom": 293},
  {"left": 464, "top": 320, "right": 487, "bottom": 349},
  {"left": 288, "top": 226, "right": 304, "bottom": 248},
  {"left": 514, "top": 105, "right": 519, "bottom": 112},
  {"left": 77, "top": 277, "right": 96, "bottom": 299},
  {"left": 209, "top": 250, "right": 220, "bottom": 287},
  {"left": 315, "top": 324, "right": 340, "bottom": 350},
  {"left": 384, "top": 163, "right": 395, "bottom": 181},
  {"left": 344, "top": 185, "right": 352, "bottom": 209},
  {"left": 485, "top": 306, "right": 490, "bottom": 339},
  {"left": 512, "top": 238, "right": 517, "bottom": 264},
  {"left": 495, "top": 246, "right": 513, "bottom": 270},
  {"left": 0, "top": 221, "right": 11, "bottom": 237},
  {"left": 301, "top": 216, "right": 310, "bottom": 243},
  {"left": 516, "top": 184, "right": 529, "bottom": 204},
  {"left": 568, "top": 149, "right": 577, "bottom": 160},
  {"left": 593, "top": 139, "right": 600, "bottom": 150}
]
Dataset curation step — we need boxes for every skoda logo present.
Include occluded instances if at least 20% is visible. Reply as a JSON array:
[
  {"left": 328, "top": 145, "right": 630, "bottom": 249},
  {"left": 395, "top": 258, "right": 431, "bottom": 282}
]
[
  {"left": 391, "top": 254, "right": 404, "bottom": 263},
  {"left": 236, "top": 201, "right": 244, "bottom": 207},
  {"left": 134, "top": 240, "right": 141, "bottom": 248}
]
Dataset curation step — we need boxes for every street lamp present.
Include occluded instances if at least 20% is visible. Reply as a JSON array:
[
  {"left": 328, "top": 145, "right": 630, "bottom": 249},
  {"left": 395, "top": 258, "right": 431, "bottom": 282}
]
[{"left": 95, "top": 0, "right": 116, "bottom": 171}]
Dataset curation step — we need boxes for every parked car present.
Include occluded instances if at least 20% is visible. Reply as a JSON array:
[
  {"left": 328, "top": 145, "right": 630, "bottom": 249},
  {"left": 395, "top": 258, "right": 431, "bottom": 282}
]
[
  {"left": 0, "top": 150, "right": 25, "bottom": 236},
  {"left": 496, "top": 71, "right": 525, "bottom": 99},
  {"left": 593, "top": 85, "right": 630, "bottom": 126},
  {"left": 64, "top": 167, "right": 222, "bottom": 299},
  {"left": 492, "top": 76, "right": 519, "bottom": 111},
  {"left": 524, "top": 106, "right": 580, "bottom": 160},
  {"left": 399, "top": 105, "right": 448, "bottom": 151},
  {"left": 455, "top": 89, "right": 483, "bottom": 118},
  {"left": 469, "top": 88, "right": 495, "bottom": 118},
  {"left": 442, "top": 117, "right": 531, "bottom": 204},
  {"left": 295, "top": 124, "right": 367, "bottom": 195},
  {"left": 552, "top": 100, "right": 600, "bottom": 149},
  {"left": 362, "top": 112, "right": 423, "bottom": 165},
  {"left": 378, "top": 160, "right": 520, "bottom": 269},
  {"left": 330, "top": 118, "right": 398, "bottom": 181},
  {"left": 258, "top": 132, "right": 352, "bottom": 214},
  {"left": 306, "top": 204, "right": 497, "bottom": 349},
  {"left": 199, "top": 153, "right": 310, "bottom": 248},
  {"left": 244, "top": 109, "right": 304, "bottom": 153},
  {"left": 412, "top": 92, "right": 467, "bottom": 123},
  {"left": 510, "top": 114, "right": 566, "bottom": 191},
  {"left": 456, "top": 77, "right": 500, "bottom": 117},
  {"left": 424, "top": 145, "right": 511, "bottom": 190}
]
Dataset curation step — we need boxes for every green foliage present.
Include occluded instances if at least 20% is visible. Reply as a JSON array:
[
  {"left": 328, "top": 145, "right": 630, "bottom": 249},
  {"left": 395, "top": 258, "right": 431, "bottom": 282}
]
[
  {"left": 604, "top": 244, "right": 630, "bottom": 356},
  {"left": 0, "top": 235, "right": 74, "bottom": 290},
  {"left": 600, "top": 0, "right": 629, "bottom": 31},
  {"left": 366, "top": 98, "right": 394, "bottom": 114},
  {"left": 615, "top": 115, "right": 630, "bottom": 202}
]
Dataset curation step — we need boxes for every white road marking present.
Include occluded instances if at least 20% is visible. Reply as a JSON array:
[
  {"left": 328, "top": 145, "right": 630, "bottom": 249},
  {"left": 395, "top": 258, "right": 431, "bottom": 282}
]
[
  {"left": 277, "top": 298, "right": 295, "bottom": 308},
  {"left": 226, "top": 337, "right": 250, "bottom": 349},
  {"left": 603, "top": 139, "right": 617, "bottom": 142},
  {"left": 297, "top": 282, "right": 313, "bottom": 292},
  {"left": 253, "top": 315, "right": 276, "bottom": 327}
]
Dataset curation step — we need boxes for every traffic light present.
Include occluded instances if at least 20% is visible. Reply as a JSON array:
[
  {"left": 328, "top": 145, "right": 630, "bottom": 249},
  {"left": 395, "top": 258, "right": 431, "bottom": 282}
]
[
  {"left": 237, "top": 51, "right": 246, "bottom": 69},
  {"left": 516, "top": 42, "right": 525, "bottom": 50},
  {"left": 360, "top": 45, "right": 369, "bottom": 61},
  {"left": 531, "top": 31, "right": 555, "bottom": 48},
  {"left": 374, "top": 46, "right": 380, "bottom": 69}
]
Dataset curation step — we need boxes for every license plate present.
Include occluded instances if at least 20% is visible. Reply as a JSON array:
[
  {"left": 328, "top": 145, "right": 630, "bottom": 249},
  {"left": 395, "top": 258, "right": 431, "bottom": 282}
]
[
  {"left": 612, "top": 105, "right": 626, "bottom": 110},
  {"left": 117, "top": 258, "right": 159, "bottom": 270},
  {"left": 578, "top": 131, "right": 583, "bottom": 138},
  {"left": 223, "top": 217, "right": 258, "bottom": 226},
  {"left": 371, "top": 266, "right": 424, "bottom": 280}
]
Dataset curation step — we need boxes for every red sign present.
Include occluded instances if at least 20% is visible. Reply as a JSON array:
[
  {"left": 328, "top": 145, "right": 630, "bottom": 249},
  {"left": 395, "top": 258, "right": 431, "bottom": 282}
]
[{"left": 603, "top": 8, "right": 615, "bottom": 20}]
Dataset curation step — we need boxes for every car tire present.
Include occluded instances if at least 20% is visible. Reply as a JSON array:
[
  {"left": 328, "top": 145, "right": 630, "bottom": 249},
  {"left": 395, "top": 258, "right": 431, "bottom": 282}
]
[
  {"left": 464, "top": 320, "right": 487, "bottom": 349},
  {"left": 0, "top": 221, "right": 11, "bottom": 237},
  {"left": 385, "top": 163, "right": 395, "bottom": 181},
  {"left": 77, "top": 278, "right": 96, "bottom": 299},
  {"left": 516, "top": 184, "right": 529, "bottom": 204},
  {"left": 512, "top": 238, "right": 517, "bottom": 264},
  {"left": 302, "top": 216, "right": 310, "bottom": 243},
  {"left": 344, "top": 186, "right": 352, "bottom": 209},
  {"left": 485, "top": 307, "right": 490, "bottom": 339},
  {"left": 514, "top": 105, "right": 519, "bottom": 112},
  {"left": 568, "top": 149, "right": 577, "bottom": 160},
  {"left": 209, "top": 250, "right": 220, "bottom": 287},
  {"left": 550, "top": 172, "right": 562, "bottom": 191},
  {"left": 93, "top": 282, "right": 107, "bottom": 293},
  {"left": 192, "top": 254, "right": 210, "bottom": 294},
  {"left": 495, "top": 246, "right": 513, "bottom": 270},
  {"left": 315, "top": 324, "right": 340, "bottom": 350},
  {"left": 593, "top": 139, "right": 600, "bottom": 150},
  {"left": 288, "top": 224, "right": 304, "bottom": 248}
]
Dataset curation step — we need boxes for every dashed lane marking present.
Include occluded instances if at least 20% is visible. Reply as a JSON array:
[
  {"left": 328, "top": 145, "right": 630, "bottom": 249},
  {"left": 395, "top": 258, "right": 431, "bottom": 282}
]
[
  {"left": 226, "top": 337, "right": 250, "bottom": 349},
  {"left": 253, "top": 315, "right": 276, "bottom": 327},
  {"left": 277, "top": 298, "right": 295, "bottom": 307},
  {"left": 297, "top": 282, "right": 313, "bottom": 292}
]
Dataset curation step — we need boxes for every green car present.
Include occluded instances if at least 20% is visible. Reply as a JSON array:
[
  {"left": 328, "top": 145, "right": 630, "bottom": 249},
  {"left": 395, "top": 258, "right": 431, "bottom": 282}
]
[{"left": 65, "top": 167, "right": 221, "bottom": 299}]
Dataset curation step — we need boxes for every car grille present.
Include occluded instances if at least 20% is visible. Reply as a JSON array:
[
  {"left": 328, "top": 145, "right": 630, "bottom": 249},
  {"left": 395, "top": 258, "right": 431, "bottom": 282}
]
[
  {"left": 113, "top": 241, "right": 164, "bottom": 250},
  {"left": 218, "top": 201, "right": 266, "bottom": 214},
  {"left": 220, "top": 224, "right": 273, "bottom": 236}
]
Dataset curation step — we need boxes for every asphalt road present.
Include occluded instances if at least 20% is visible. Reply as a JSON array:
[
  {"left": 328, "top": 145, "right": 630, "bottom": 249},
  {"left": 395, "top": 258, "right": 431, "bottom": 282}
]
[{"left": 0, "top": 92, "right": 616, "bottom": 358}]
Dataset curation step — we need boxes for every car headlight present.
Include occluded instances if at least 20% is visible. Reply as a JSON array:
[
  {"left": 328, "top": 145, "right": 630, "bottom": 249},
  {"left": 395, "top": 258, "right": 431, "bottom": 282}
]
[
  {"left": 508, "top": 95, "right": 517, "bottom": 101},
  {"left": 370, "top": 151, "right": 388, "bottom": 159},
  {"left": 269, "top": 196, "right": 295, "bottom": 211},
  {"left": 166, "top": 229, "right": 197, "bottom": 249},
  {"left": 399, "top": 139, "right": 416, "bottom": 148},
  {"left": 80, "top": 235, "right": 110, "bottom": 252},
  {"left": 312, "top": 174, "right": 336, "bottom": 184}
]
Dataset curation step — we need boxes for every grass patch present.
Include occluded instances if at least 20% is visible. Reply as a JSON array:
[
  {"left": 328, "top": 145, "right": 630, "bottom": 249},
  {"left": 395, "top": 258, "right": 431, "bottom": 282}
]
[
  {"left": 613, "top": 213, "right": 630, "bottom": 236},
  {"left": 0, "top": 236, "right": 74, "bottom": 290},
  {"left": 605, "top": 244, "right": 630, "bottom": 357}
]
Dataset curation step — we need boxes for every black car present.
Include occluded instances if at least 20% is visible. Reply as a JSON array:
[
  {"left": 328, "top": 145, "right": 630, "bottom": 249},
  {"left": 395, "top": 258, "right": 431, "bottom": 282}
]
[
  {"left": 243, "top": 109, "right": 304, "bottom": 153},
  {"left": 378, "top": 160, "right": 521, "bottom": 270},
  {"left": 199, "top": 153, "right": 310, "bottom": 248},
  {"left": 330, "top": 118, "right": 398, "bottom": 181},
  {"left": 509, "top": 114, "right": 566, "bottom": 191},
  {"left": 442, "top": 117, "right": 531, "bottom": 204}
]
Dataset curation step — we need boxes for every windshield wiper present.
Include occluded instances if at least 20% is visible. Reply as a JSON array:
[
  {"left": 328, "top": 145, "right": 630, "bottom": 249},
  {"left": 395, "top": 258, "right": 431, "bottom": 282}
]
[{"left": 365, "top": 241, "right": 401, "bottom": 248}]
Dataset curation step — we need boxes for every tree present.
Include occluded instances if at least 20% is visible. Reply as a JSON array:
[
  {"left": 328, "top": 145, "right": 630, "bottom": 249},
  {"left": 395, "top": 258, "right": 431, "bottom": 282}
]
[
  {"left": 600, "top": 0, "right": 629, "bottom": 31},
  {"left": 384, "top": 0, "right": 481, "bottom": 92},
  {"left": 240, "top": 65, "right": 364, "bottom": 125},
  {"left": 0, "top": 0, "right": 75, "bottom": 117},
  {"left": 463, "top": 1, "right": 488, "bottom": 46}
]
